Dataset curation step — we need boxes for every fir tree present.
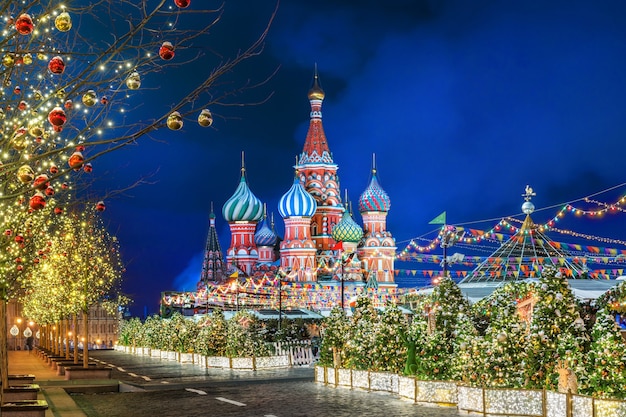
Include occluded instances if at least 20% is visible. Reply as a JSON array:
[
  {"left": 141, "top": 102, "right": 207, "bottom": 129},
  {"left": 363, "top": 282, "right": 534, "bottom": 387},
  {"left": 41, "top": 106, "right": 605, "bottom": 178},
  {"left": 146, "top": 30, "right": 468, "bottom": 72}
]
[
  {"left": 319, "top": 307, "right": 349, "bottom": 367},
  {"left": 525, "top": 267, "right": 588, "bottom": 390},
  {"left": 583, "top": 309, "right": 626, "bottom": 399},
  {"left": 371, "top": 304, "right": 407, "bottom": 373},
  {"left": 195, "top": 309, "right": 228, "bottom": 356},
  {"left": 344, "top": 297, "right": 379, "bottom": 370},
  {"left": 226, "top": 311, "right": 270, "bottom": 357}
]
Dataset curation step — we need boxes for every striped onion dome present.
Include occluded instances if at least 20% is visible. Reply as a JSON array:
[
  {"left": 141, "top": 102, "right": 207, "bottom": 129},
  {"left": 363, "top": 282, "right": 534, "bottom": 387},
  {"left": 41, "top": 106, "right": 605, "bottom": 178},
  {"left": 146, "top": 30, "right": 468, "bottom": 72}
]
[
  {"left": 222, "top": 171, "right": 264, "bottom": 222},
  {"left": 278, "top": 177, "right": 317, "bottom": 218},
  {"left": 358, "top": 170, "right": 391, "bottom": 212},
  {"left": 255, "top": 215, "right": 277, "bottom": 246},
  {"left": 332, "top": 209, "right": 363, "bottom": 243}
]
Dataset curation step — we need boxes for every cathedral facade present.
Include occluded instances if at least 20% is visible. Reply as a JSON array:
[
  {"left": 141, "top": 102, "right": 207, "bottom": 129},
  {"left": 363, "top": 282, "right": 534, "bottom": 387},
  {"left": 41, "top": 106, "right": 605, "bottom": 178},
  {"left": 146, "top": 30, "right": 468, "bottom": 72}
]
[{"left": 200, "top": 72, "right": 397, "bottom": 290}]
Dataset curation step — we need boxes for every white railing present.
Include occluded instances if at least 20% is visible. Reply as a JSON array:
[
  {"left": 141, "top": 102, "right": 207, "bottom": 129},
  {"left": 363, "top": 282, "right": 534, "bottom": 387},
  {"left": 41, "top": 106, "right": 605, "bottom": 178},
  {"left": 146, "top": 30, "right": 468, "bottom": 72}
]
[{"left": 273, "top": 340, "right": 315, "bottom": 366}]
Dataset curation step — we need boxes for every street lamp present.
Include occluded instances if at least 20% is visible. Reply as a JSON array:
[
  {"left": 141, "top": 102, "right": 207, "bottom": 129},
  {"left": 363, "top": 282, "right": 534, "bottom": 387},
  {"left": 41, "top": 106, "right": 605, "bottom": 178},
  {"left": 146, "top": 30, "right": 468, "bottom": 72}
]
[{"left": 339, "top": 252, "right": 355, "bottom": 310}]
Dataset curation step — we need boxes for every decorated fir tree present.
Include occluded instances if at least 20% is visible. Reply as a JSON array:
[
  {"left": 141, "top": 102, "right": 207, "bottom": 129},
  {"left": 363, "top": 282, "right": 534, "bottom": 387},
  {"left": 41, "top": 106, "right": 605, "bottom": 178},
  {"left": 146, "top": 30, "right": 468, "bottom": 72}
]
[
  {"left": 371, "top": 304, "right": 407, "bottom": 373},
  {"left": 319, "top": 307, "right": 349, "bottom": 367},
  {"left": 478, "top": 286, "right": 529, "bottom": 388},
  {"left": 583, "top": 309, "right": 626, "bottom": 399},
  {"left": 343, "top": 297, "right": 379, "bottom": 370},
  {"left": 525, "top": 266, "right": 588, "bottom": 390},
  {"left": 226, "top": 311, "right": 270, "bottom": 357},
  {"left": 195, "top": 309, "right": 228, "bottom": 356}
]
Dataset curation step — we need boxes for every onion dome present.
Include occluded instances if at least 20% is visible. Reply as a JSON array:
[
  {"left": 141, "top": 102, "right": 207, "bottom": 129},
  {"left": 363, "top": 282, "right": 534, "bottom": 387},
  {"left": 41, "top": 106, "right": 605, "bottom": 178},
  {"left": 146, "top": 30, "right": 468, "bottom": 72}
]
[
  {"left": 332, "top": 208, "right": 364, "bottom": 243},
  {"left": 359, "top": 169, "right": 391, "bottom": 212},
  {"left": 222, "top": 168, "right": 263, "bottom": 222},
  {"left": 255, "top": 213, "right": 278, "bottom": 246},
  {"left": 278, "top": 176, "right": 317, "bottom": 218},
  {"left": 308, "top": 70, "right": 325, "bottom": 101}
]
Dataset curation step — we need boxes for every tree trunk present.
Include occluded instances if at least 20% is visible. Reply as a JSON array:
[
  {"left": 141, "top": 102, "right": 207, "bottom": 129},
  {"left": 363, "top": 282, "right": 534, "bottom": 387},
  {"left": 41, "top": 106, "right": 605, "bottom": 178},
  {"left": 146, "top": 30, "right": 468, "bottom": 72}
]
[
  {"left": 73, "top": 314, "right": 79, "bottom": 364},
  {"left": 83, "top": 310, "right": 89, "bottom": 368},
  {"left": 1, "top": 299, "right": 8, "bottom": 401},
  {"left": 64, "top": 318, "right": 70, "bottom": 359}
]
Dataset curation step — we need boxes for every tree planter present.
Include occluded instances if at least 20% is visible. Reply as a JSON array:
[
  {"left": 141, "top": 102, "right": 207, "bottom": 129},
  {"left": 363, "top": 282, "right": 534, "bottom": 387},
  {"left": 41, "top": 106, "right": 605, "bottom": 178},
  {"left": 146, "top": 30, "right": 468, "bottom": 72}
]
[
  {"left": 3, "top": 385, "right": 40, "bottom": 401},
  {"left": 256, "top": 355, "right": 290, "bottom": 369},
  {"left": 415, "top": 380, "right": 457, "bottom": 406},
  {"left": 64, "top": 366, "right": 112, "bottom": 380},
  {"left": 179, "top": 353, "right": 193, "bottom": 364},
  {"left": 207, "top": 356, "right": 230, "bottom": 368},
  {"left": 0, "top": 400, "right": 48, "bottom": 417},
  {"left": 150, "top": 349, "right": 161, "bottom": 358},
  {"left": 231, "top": 357, "right": 255, "bottom": 370}
]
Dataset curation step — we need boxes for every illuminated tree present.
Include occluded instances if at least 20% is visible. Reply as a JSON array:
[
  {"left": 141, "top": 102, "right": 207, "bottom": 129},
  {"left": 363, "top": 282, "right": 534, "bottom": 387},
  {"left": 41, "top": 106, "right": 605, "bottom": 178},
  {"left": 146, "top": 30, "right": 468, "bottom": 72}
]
[
  {"left": 1, "top": 0, "right": 274, "bottom": 385},
  {"left": 23, "top": 208, "right": 124, "bottom": 367},
  {"left": 195, "top": 309, "right": 228, "bottom": 356}
]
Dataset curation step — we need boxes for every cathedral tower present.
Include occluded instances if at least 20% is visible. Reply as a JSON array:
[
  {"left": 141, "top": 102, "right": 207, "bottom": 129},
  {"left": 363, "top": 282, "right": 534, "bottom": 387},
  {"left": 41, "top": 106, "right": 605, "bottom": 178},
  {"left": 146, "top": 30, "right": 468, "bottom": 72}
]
[{"left": 295, "top": 70, "right": 344, "bottom": 253}]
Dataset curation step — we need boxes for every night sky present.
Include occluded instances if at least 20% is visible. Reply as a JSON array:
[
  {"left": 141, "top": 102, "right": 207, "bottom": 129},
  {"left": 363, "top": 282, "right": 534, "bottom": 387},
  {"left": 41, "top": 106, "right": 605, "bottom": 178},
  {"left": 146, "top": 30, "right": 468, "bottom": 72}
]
[{"left": 95, "top": 1, "right": 626, "bottom": 317}]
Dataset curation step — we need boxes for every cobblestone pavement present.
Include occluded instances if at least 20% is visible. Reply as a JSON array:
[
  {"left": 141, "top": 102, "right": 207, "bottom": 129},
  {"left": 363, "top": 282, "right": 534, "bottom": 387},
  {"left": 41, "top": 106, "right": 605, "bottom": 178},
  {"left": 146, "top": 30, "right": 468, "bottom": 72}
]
[
  {"left": 71, "top": 351, "right": 463, "bottom": 417},
  {"left": 72, "top": 380, "right": 463, "bottom": 417}
]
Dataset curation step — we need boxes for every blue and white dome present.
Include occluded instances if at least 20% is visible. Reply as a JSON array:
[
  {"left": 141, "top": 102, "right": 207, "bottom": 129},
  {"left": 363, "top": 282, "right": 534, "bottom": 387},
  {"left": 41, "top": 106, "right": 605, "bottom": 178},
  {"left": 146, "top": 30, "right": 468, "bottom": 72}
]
[
  {"left": 255, "top": 216, "right": 278, "bottom": 246},
  {"left": 278, "top": 177, "right": 317, "bottom": 218},
  {"left": 222, "top": 172, "right": 264, "bottom": 222}
]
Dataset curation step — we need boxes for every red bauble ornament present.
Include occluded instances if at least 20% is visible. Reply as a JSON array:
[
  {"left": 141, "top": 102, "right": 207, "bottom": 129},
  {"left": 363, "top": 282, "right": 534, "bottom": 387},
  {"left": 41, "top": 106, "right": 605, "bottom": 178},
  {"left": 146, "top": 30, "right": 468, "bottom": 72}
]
[
  {"left": 48, "top": 56, "right": 65, "bottom": 74},
  {"left": 100, "top": 96, "right": 108, "bottom": 105},
  {"left": 95, "top": 201, "right": 106, "bottom": 212},
  {"left": 76, "top": 145, "right": 85, "bottom": 152},
  {"left": 29, "top": 192, "right": 46, "bottom": 210},
  {"left": 32, "top": 174, "right": 49, "bottom": 190},
  {"left": 68, "top": 151, "right": 84, "bottom": 170},
  {"left": 15, "top": 14, "right": 34, "bottom": 35},
  {"left": 83, "top": 163, "right": 93, "bottom": 173},
  {"left": 174, "top": 0, "right": 190, "bottom": 7},
  {"left": 4, "top": 230, "right": 12, "bottom": 236},
  {"left": 45, "top": 186, "right": 55, "bottom": 196},
  {"left": 61, "top": 182, "right": 69, "bottom": 190},
  {"left": 16, "top": 265, "right": 23, "bottom": 271},
  {"left": 159, "top": 42, "right": 175, "bottom": 60},
  {"left": 49, "top": 165, "right": 58, "bottom": 174},
  {"left": 18, "top": 101, "right": 27, "bottom": 111},
  {"left": 48, "top": 107, "right": 67, "bottom": 127},
  {"left": 54, "top": 207, "right": 63, "bottom": 215},
  {"left": 14, "top": 235, "right": 24, "bottom": 244},
  {"left": 64, "top": 99, "right": 73, "bottom": 109},
  {"left": 33, "top": 258, "right": 39, "bottom": 264},
  {"left": 13, "top": 86, "right": 21, "bottom": 94}
]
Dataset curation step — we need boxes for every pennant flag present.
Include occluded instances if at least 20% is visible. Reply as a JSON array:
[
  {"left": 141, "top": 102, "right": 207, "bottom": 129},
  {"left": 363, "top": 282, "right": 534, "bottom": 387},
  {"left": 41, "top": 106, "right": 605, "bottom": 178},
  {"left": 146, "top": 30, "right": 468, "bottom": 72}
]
[{"left": 428, "top": 211, "right": 446, "bottom": 225}]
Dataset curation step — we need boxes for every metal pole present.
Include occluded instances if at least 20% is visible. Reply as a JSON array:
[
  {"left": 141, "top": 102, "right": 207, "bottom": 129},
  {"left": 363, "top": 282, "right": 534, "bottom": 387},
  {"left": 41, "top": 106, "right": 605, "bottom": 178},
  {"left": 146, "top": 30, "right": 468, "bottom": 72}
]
[
  {"left": 278, "top": 276, "right": 282, "bottom": 331},
  {"left": 340, "top": 261, "right": 344, "bottom": 310}
]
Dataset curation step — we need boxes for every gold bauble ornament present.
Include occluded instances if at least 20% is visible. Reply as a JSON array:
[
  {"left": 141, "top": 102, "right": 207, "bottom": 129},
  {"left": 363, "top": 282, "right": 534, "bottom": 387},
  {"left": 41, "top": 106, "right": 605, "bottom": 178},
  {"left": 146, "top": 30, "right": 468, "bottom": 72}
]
[
  {"left": 167, "top": 111, "right": 183, "bottom": 130},
  {"left": 3, "top": 54, "right": 15, "bottom": 67},
  {"left": 11, "top": 127, "right": 28, "bottom": 150},
  {"left": 28, "top": 123, "right": 44, "bottom": 138},
  {"left": 17, "top": 165, "right": 34, "bottom": 184},
  {"left": 22, "top": 53, "right": 33, "bottom": 65},
  {"left": 55, "top": 12, "right": 72, "bottom": 32},
  {"left": 126, "top": 71, "right": 141, "bottom": 90},
  {"left": 33, "top": 90, "right": 43, "bottom": 100},
  {"left": 55, "top": 89, "right": 66, "bottom": 99},
  {"left": 82, "top": 90, "right": 97, "bottom": 107},
  {"left": 198, "top": 109, "right": 213, "bottom": 127}
]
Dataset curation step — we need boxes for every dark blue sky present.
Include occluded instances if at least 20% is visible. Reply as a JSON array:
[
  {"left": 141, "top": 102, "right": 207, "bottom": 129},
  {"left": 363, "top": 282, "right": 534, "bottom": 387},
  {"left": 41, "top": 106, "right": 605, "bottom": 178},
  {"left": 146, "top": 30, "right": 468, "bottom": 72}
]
[{"left": 96, "top": 0, "right": 626, "bottom": 317}]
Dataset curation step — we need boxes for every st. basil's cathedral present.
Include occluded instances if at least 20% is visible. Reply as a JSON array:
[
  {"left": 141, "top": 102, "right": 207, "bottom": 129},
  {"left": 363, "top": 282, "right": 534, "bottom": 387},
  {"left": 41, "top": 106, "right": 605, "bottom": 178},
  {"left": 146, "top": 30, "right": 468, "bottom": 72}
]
[{"left": 195, "top": 71, "right": 398, "bottom": 311}]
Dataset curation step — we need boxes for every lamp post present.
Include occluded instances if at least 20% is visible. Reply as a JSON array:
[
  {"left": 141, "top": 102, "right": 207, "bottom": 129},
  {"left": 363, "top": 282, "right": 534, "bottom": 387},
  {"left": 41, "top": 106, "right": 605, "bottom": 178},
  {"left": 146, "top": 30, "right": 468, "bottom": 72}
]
[{"left": 277, "top": 268, "right": 289, "bottom": 331}]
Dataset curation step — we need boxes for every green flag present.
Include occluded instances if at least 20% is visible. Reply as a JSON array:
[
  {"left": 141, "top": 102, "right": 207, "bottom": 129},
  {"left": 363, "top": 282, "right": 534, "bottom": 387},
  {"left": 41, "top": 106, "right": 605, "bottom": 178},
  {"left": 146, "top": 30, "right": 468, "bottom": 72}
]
[{"left": 428, "top": 211, "right": 446, "bottom": 225}]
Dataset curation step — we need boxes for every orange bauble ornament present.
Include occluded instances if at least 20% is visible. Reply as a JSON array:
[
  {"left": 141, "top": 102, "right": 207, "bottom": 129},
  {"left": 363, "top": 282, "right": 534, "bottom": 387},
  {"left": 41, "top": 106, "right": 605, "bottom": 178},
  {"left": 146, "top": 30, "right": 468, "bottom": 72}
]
[
  {"left": 48, "top": 56, "right": 65, "bottom": 74},
  {"left": 48, "top": 107, "right": 67, "bottom": 127},
  {"left": 174, "top": 0, "right": 190, "bottom": 7},
  {"left": 15, "top": 14, "right": 34, "bottom": 35},
  {"left": 159, "top": 42, "right": 175, "bottom": 60},
  {"left": 68, "top": 151, "right": 84, "bottom": 170},
  {"left": 29, "top": 192, "right": 46, "bottom": 210},
  {"left": 32, "top": 174, "right": 49, "bottom": 190},
  {"left": 95, "top": 201, "right": 106, "bottom": 212},
  {"left": 83, "top": 163, "right": 93, "bottom": 173}
]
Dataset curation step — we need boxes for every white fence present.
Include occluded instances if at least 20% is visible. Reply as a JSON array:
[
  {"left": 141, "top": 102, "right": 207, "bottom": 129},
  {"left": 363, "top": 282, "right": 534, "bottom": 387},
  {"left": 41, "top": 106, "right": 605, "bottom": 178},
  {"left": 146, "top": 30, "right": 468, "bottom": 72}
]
[{"left": 272, "top": 340, "right": 315, "bottom": 366}]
